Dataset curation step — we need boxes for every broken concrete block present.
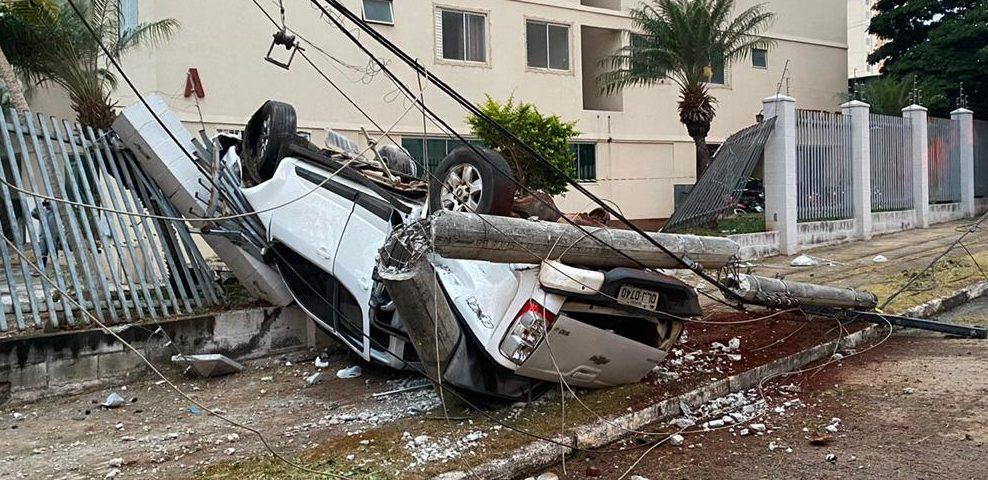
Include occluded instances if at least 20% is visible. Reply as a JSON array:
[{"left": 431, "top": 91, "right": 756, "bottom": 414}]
[
  {"left": 668, "top": 434, "right": 685, "bottom": 446},
  {"left": 336, "top": 365, "right": 362, "bottom": 379},
  {"left": 750, "top": 423, "right": 767, "bottom": 433},
  {"left": 102, "top": 393, "right": 126, "bottom": 409},
  {"left": 171, "top": 354, "right": 244, "bottom": 378},
  {"left": 305, "top": 372, "right": 323, "bottom": 386},
  {"left": 790, "top": 255, "right": 819, "bottom": 267}
]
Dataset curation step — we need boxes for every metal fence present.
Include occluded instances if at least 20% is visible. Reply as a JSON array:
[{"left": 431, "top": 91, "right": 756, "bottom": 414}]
[
  {"left": 975, "top": 119, "right": 988, "bottom": 198},
  {"left": 662, "top": 118, "right": 775, "bottom": 232},
  {"left": 928, "top": 117, "right": 961, "bottom": 204},
  {"left": 0, "top": 109, "right": 220, "bottom": 332},
  {"left": 869, "top": 113, "right": 913, "bottom": 211},
  {"left": 796, "top": 110, "right": 852, "bottom": 222}
]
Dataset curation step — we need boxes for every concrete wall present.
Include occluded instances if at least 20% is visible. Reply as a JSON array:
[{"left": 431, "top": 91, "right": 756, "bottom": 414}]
[
  {"left": 29, "top": 0, "right": 848, "bottom": 220},
  {"left": 871, "top": 209, "right": 916, "bottom": 236},
  {"left": 728, "top": 231, "right": 780, "bottom": 261},
  {"left": 929, "top": 202, "right": 965, "bottom": 224},
  {"left": 0, "top": 306, "right": 323, "bottom": 404},
  {"left": 797, "top": 219, "right": 857, "bottom": 250}
]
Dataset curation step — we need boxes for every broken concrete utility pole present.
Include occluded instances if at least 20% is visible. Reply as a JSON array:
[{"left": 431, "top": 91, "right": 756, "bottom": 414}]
[
  {"left": 429, "top": 211, "right": 740, "bottom": 269},
  {"left": 376, "top": 223, "right": 461, "bottom": 383},
  {"left": 725, "top": 273, "right": 879, "bottom": 310}
]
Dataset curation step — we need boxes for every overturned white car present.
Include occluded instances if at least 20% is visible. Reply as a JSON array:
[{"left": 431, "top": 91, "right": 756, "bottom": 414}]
[{"left": 232, "top": 101, "right": 708, "bottom": 403}]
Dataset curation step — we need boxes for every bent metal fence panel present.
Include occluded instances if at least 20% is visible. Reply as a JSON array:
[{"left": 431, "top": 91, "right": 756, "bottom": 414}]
[
  {"left": 797, "top": 110, "right": 852, "bottom": 222},
  {"left": 928, "top": 116, "right": 961, "bottom": 204},
  {"left": 0, "top": 109, "right": 220, "bottom": 333},
  {"left": 662, "top": 118, "right": 775, "bottom": 232},
  {"left": 975, "top": 119, "right": 988, "bottom": 198},
  {"left": 870, "top": 113, "right": 913, "bottom": 211}
]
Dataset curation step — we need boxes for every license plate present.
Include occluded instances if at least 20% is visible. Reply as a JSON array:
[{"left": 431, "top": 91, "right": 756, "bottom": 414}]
[{"left": 617, "top": 285, "right": 660, "bottom": 311}]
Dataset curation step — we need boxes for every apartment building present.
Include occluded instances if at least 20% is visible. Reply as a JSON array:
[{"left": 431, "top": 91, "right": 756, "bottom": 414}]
[
  {"left": 30, "top": 0, "right": 848, "bottom": 220},
  {"left": 847, "top": 0, "right": 883, "bottom": 79}
]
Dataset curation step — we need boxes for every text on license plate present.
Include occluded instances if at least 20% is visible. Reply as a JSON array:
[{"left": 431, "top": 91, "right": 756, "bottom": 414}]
[{"left": 617, "top": 285, "right": 660, "bottom": 311}]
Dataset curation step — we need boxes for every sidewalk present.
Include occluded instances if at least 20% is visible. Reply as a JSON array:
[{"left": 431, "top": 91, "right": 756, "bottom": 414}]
[{"left": 0, "top": 219, "right": 984, "bottom": 479}]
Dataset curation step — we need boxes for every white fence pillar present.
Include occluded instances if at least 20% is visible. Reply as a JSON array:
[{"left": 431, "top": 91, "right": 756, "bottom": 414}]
[
  {"left": 903, "top": 104, "right": 930, "bottom": 228},
  {"left": 842, "top": 100, "right": 872, "bottom": 239},
  {"left": 953, "top": 108, "right": 975, "bottom": 218},
  {"left": 763, "top": 95, "right": 799, "bottom": 255}
]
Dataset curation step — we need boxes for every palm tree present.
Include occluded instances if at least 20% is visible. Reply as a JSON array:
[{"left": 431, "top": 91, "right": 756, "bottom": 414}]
[
  {"left": 0, "top": 0, "right": 178, "bottom": 129},
  {"left": 598, "top": 0, "right": 774, "bottom": 176}
]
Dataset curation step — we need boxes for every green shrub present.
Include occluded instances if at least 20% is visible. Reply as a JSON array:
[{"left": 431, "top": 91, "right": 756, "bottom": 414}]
[{"left": 467, "top": 96, "right": 578, "bottom": 196}]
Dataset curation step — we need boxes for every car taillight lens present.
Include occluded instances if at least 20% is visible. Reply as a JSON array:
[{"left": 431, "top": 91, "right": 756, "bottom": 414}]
[{"left": 499, "top": 300, "right": 557, "bottom": 365}]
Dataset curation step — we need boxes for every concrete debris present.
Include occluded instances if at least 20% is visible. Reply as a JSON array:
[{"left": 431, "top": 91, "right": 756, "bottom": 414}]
[
  {"left": 873, "top": 255, "right": 888, "bottom": 263},
  {"left": 105, "top": 468, "right": 120, "bottom": 479},
  {"left": 171, "top": 354, "right": 244, "bottom": 378},
  {"left": 629, "top": 476, "right": 651, "bottom": 480},
  {"left": 831, "top": 353, "right": 844, "bottom": 362},
  {"left": 108, "top": 458, "right": 123, "bottom": 468},
  {"left": 825, "top": 424, "right": 839, "bottom": 433},
  {"left": 903, "top": 387, "right": 915, "bottom": 395},
  {"left": 224, "top": 448, "right": 236, "bottom": 455},
  {"left": 402, "top": 429, "right": 488, "bottom": 464},
  {"left": 336, "top": 365, "right": 362, "bottom": 379},
  {"left": 304, "top": 372, "right": 324, "bottom": 386},
  {"left": 536, "top": 473, "right": 559, "bottom": 480},
  {"left": 102, "top": 393, "right": 126, "bottom": 409},
  {"left": 668, "top": 434, "right": 685, "bottom": 446},
  {"left": 314, "top": 357, "right": 330, "bottom": 369},
  {"left": 826, "top": 453, "right": 838, "bottom": 463},
  {"left": 750, "top": 423, "right": 767, "bottom": 433},
  {"left": 790, "top": 254, "right": 819, "bottom": 267},
  {"left": 673, "top": 417, "right": 696, "bottom": 429}
]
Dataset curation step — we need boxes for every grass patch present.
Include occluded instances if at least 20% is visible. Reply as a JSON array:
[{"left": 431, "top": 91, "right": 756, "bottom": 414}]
[
  {"left": 861, "top": 251, "right": 988, "bottom": 314},
  {"left": 684, "top": 213, "right": 766, "bottom": 237}
]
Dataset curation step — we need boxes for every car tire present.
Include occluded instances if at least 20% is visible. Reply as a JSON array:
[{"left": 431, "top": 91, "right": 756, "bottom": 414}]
[
  {"left": 428, "top": 147, "right": 516, "bottom": 216},
  {"left": 241, "top": 101, "right": 298, "bottom": 187}
]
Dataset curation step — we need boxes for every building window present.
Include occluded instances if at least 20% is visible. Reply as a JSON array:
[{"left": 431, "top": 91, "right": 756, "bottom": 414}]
[
  {"left": 439, "top": 9, "right": 487, "bottom": 63},
  {"left": 401, "top": 136, "right": 485, "bottom": 177},
  {"left": 708, "top": 58, "right": 726, "bottom": 85},
  {"left": 118, "top": 0, "right": 139, "bottom": 35},
  {"left": 570, "top": 142, "right": 597, "bottom": 181},
  {"left": 526, "top": 20, "right": 570, "bottom": 71},
  {"left": 362, "top": 0, "right": 394, "bottom": 25},
  {"left": 752, "top": 48, "right": 768, "bottom": 69}
]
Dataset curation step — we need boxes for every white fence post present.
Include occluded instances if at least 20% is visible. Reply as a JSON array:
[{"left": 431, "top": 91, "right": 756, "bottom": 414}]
[
  {"left": 953, "top": 107, "right": 975, "bottom": 218},
  {"left": 842, "top": 100, "right": 872, "bottom": 239},
  {"left": 763, "top": 95, "right": 799, "bottom": 254},
  {"left": 903, "top": 104, "right": 930, "bottom": 228}
]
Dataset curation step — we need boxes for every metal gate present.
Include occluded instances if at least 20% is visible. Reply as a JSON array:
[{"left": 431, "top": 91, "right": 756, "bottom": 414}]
[
  {"left": 663, "top": 118, "right": 775, "bottom": 232},
  {"left": 0, "top": 109, "right": 220, "bottom": 332}
]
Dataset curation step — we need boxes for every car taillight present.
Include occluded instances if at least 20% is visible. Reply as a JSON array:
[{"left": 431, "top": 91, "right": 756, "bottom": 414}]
[{"left": 499, "top": 300, "right": 557, "bottom": 365}]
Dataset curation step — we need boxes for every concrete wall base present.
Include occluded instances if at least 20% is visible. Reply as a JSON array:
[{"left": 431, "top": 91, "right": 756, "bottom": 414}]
[{"left": 0, "top": 306, "right": 328, "bottom": 405}]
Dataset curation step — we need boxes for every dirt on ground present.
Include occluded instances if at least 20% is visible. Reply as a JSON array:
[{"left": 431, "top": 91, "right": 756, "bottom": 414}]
[{"left": 537, "top": 300, "right": 988, "bottom": 480}]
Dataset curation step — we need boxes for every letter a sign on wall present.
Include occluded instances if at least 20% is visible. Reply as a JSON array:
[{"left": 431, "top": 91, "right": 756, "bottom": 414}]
[{"left": 184, "top": 68, "right": 205, "bottom": 98}]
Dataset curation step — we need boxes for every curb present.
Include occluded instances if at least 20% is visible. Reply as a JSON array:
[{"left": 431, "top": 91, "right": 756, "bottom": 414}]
[{"left": 436, "top": 281, "right": 988, "bottom": 480}]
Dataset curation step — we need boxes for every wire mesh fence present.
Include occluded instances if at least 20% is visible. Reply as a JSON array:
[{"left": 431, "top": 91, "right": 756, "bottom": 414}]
[
  {"left": 928, "top": 116, "right": 961, "bottom": 204},
  {"left": 869, "top": 113, "right": 913, "bottom": 211},
  {"left": 975, "top": 119, "right": 988, "bottom": 198},
  {"left": 796, "top": 110, "right": 852, "bottom": 222},
  {"left": 0, "top": 109, "right": 220, "bottom": 333},
  {"left": 662, "top": 118, "right": 775, "bottom": 232}
]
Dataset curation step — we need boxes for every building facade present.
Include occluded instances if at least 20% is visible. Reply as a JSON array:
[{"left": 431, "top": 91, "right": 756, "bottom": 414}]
[
  {"left": 31, "top": 0, "right": 848, "bottom": 220},
  {"left": 847, "top": 0, "right": 882, "bottom": 79}
]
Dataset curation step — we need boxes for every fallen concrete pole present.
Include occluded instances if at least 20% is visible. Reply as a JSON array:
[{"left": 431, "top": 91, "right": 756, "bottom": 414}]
[
  {"left": 113, "top": 95, "right": 293, "bottom": 306},
  {"left": 430, "top": 211, "right": 740, "bottom": 269},
  {"left": 725, "top": 273, "right": 879, "bottom": 310},
  {"left": 376, "top": 224, "right": 461, "bottom": 382}
]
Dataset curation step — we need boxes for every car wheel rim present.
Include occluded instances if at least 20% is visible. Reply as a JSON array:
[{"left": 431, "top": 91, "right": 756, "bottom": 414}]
[{"left": 440, "top": 163, "right": 483, "bottom": 212}]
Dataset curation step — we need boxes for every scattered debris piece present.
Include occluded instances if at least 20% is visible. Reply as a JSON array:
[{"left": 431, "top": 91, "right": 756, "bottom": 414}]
[
  {"left": 305, "top": 372, "right": 324, "bottom": 386},
  {"left": 903, "top": 387, "right": 915, "bottom": 395},
  {"left": 171, "top": 354, "right": 244, "bottom": 378},
  {"left": 810, "top": 434, "right": 833, "bottom": 446},
  {"left": 188, "top": 405, "right": 203, "bottom": 416},
  {"left": 790, "top": 254, "right": 819, "bottom": 267},
  {"left": 105, "top": 468, "right": 120, "bottom": 478},
  {"left": 108, "top": 458, "right": 123, "bottom": 468},
  {"left": 826, "top": 453, "right": 838, "bottom": 463},
  {"left": 102, "top": 393, "right": 126, "bottom": 409},
  {"left": 750, "top": 423, "right": 767, "bottom": 433},
  {"left": 314, "top": 357, "right": 330, "bottom": 369},
  {"left": 536, "top": 473, "right": 559, "bottom": 480},
  {"left": 669, "top": 434, "right": 685, "bottom": 446},
  {"left": 873, "top": 255, "right": 888, "bottom": 263},
  {"left": 336, "top": 365, "right": 362, "bottom": 379}
]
